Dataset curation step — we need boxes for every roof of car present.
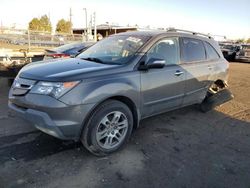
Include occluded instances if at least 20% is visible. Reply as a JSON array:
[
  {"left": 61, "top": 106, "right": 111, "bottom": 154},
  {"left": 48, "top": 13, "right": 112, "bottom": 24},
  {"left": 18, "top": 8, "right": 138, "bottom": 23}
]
[
  {"left": 114, "top": 30, "right": 214, "bottom": 42},
  {"left": 115, "top": 30, "right": 166, "bottom": 37}
]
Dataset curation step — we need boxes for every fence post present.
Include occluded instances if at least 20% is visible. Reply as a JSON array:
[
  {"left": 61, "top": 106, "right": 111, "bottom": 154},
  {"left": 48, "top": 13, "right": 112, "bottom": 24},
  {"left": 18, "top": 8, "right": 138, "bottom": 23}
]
[{"left": 27, "top": 29, "right": 31, "bottom": 51}]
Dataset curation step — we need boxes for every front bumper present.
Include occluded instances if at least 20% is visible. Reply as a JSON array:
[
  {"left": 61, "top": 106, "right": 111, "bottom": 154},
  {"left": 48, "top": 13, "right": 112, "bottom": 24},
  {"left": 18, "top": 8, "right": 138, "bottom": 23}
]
[
  {"left": 8, "top": 93, "right": 95, "bottom": 141},
  {"left": 9, "top": 102, "right": 70, "bottom": 139}
]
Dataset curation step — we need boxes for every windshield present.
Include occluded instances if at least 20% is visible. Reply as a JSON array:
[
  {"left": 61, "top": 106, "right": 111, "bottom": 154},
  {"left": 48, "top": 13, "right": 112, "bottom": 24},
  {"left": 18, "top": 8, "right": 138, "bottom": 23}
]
[{"left": 78, "top": 35, "right": 150, "bottom": 64}]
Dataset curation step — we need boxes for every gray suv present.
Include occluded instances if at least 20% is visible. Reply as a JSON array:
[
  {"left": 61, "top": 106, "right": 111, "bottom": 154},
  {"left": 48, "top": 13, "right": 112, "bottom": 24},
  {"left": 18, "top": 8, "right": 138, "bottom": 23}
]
[{"left": 9, "top": 29, "right": 230, "bottom": 156}]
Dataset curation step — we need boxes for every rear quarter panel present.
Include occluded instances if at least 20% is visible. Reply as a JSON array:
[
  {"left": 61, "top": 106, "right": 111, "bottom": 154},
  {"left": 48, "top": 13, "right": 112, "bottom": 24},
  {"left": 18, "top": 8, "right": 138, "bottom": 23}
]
[
  {"left": 209, "top": 58, "right": 229, "bottom": 85},
  {"left": 206, "top": 39, "right": 229, "bottom": 85}
]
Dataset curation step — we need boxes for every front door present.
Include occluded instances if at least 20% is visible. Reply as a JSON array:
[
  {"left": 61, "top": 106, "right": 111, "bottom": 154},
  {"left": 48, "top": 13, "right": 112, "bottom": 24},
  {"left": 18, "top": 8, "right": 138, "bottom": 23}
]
[{"left": 140, "top": 37, "right": 186, "bottom": 117}]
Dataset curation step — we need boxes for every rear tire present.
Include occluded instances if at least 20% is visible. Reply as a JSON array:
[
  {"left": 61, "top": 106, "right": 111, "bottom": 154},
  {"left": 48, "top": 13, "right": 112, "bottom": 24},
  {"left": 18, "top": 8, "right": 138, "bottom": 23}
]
[{"left": 81, "top": 100, "right": 133, "bottom": 156}]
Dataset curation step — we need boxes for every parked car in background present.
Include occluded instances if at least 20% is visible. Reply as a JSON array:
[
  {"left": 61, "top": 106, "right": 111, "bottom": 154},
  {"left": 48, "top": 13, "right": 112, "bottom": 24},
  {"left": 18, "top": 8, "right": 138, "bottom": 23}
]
[
  {"left": 0, "top": 49, "right": 44, "bottom": 85},
  {"left": 9, "top": 29, "right": 232, "bottom": 156},
  {"left": 44, "top": 42, "right": 95, "bottom": 60},
  {"left": 236, "top": 44, "right": 250, "bottom": 61},
  {"left": 1, "top": 42, "right": 94, "bottom": 84},
  {"left": 219, "top": 43, "right": 241, "bottom": 61}
]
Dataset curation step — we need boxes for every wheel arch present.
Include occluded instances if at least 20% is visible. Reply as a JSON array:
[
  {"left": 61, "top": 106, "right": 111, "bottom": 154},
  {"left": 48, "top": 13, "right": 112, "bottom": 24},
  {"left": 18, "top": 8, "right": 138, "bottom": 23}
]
[
  {"left": 79, "top": 95, "right": 140, "bottom": 141},
  {"left": 108, "top": 95, "right": 140, "bottom": 131},
  {"left": 207, "top": 79, "right": 228, "bottom": 96},
  {"left": 214, "top": 79, "right": 227, "bottom": 88}
]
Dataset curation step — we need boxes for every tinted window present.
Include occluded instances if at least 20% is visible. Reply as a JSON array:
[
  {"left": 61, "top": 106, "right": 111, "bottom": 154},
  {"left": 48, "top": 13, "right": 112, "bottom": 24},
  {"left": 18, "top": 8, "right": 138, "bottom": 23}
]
[
  {"left": 181, "top": 38, "right": 206, "bottom": 62},
  {"left": 53, "top": 42, "right": 94, "bottom": 53},
  {"left": 53, "top": 42, "right": 84, "bottom": 53},
  {"left": 204, "top": 42, "right": 220, "bottom": 59},
  {"left": 147, "top": 38, "right": 179, "bottom": 65}
]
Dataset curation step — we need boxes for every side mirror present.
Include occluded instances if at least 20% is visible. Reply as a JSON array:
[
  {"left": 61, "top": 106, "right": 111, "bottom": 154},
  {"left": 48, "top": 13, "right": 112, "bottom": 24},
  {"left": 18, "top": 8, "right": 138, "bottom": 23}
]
[
  {"left": 70, "top": 54, "right": 76, "bottom": 58},
  {"left": 146, "top": 58, "right": 166, "bottom": 69}
]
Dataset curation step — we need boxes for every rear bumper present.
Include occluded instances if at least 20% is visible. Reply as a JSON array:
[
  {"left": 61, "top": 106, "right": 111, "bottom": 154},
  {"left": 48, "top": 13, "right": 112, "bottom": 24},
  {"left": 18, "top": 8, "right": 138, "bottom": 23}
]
[{"left": 8, "top": 95, "right": 95, "bottom": 141}]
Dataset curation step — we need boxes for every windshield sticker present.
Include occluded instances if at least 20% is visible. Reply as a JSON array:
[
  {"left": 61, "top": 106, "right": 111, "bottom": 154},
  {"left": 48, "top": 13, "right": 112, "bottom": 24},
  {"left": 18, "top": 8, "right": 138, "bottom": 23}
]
[{"left": 126, "top": 37, "right": 141, "bottom": 43}]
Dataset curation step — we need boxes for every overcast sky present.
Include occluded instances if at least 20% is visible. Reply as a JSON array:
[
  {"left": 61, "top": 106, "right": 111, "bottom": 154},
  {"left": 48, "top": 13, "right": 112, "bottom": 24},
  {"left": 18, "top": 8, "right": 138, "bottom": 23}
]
[{"left": 0, "top": 0, "right": 249, "bottom": 39}]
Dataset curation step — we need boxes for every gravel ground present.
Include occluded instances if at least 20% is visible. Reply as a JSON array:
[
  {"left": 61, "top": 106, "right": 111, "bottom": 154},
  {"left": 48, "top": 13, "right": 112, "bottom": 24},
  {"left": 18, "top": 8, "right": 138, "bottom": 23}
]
[{"left": 0, "top": 62, "right": 249, "bottom": 188}]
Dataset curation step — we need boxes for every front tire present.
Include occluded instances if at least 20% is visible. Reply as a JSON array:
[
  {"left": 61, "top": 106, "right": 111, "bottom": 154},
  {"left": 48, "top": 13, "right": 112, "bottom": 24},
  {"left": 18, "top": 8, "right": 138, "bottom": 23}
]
[
  {"left": 8, "top": 79, "right": 14, "bottom": 87},
  {"left": 81, "top": 100, "right": 133, "bottom": 156}
]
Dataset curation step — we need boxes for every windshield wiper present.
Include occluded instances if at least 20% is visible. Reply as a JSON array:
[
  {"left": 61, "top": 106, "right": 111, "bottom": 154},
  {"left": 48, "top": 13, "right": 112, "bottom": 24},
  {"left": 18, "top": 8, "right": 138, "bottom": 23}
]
[{"left": 81, "top": 57, "right": 104, "bottom": 64}]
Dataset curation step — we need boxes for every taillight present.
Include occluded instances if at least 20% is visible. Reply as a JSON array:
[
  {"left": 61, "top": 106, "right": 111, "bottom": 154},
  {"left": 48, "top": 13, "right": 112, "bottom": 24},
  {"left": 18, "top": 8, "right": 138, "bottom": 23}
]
[{"left": 48, "top": 53, "right": 70, "bottom": 58}]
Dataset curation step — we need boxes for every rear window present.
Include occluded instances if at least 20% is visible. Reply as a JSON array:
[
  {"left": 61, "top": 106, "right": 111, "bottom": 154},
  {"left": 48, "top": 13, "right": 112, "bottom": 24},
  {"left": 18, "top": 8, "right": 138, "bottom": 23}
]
[
  {"left": 53, "top": 43, "right": 83, "bottom": 53},
  {"left": 181, "top": 38, "right": 206, "bottom": 62},
  {"left": 204, "top": 42, "right": 220, "bottom": 59},
  {"left": 53, "top": 42, "right": 93, "bottom": 53}
]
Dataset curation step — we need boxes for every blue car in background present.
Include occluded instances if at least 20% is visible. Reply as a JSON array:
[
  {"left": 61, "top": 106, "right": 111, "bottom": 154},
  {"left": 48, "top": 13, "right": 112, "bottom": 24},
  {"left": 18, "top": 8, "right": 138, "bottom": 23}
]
[{"left": 44, "top": 42, "right": 95, "bottom": 59}]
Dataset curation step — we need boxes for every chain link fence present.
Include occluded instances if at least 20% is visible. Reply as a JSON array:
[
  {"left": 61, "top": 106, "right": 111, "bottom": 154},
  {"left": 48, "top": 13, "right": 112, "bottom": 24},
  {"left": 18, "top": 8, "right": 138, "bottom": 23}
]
[{"left": 0, "top": 28, "right": 87, "bottom": 47}]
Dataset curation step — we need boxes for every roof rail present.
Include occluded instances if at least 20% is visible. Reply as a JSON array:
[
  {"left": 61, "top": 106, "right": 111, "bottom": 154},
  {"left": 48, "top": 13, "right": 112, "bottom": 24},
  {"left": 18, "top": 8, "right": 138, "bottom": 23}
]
[{"left": 166, "top": 28, "right": 213, "bottom": 39}]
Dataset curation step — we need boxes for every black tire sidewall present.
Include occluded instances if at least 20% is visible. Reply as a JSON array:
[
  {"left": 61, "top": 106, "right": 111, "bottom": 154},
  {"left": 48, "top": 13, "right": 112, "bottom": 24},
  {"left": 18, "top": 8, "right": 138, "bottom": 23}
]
[{"left": 85, "top": 100, "right": 133, "bottom": 155}]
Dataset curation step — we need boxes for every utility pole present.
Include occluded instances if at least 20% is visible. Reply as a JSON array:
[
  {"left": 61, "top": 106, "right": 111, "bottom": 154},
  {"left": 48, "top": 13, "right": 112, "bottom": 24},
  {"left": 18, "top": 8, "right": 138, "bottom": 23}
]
[
  {"left": 69, "top": 8, "right": 73, "bottom": 34},
  {"left": 89, "top": 14, "right": 92, "bottom": 38},
  {"left": 27, "top": 29, "right": 31, "bottom": 51},
  {"left": 83, "top": 8, "right": 88, "bottom": 41},
  {"left": 69, "top": 8, "right": 72, "bottom": 24},
  {"left": 93, "top": 12, "right": 97, "bottom": 42},
  {"left": 48, "top": 12, "right": 52, "bottom": 35},
  {"left": 0, "top": 20, "right": 3, "bottom": 34}
]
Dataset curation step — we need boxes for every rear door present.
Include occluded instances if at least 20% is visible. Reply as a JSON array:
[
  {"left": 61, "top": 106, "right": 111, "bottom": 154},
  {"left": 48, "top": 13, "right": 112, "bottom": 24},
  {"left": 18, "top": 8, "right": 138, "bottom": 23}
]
[
  {"left": 140, "top": 37, "right": 186, "bottom": 117},
  {"left": 180, "top": 37, "right": 212, "bottom": 105}
]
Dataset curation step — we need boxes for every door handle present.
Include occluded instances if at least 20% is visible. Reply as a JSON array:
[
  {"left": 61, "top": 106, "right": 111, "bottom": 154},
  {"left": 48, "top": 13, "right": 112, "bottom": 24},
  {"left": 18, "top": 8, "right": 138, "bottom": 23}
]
[{"left": 175, "top": 70, "right": 184, "bottom": 76}]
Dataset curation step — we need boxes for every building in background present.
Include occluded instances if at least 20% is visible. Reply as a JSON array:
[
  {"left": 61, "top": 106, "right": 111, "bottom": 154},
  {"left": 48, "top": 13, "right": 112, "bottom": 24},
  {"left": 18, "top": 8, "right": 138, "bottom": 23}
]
[{"left": 73, "top": 24, "right": 138, "bottom": 39}]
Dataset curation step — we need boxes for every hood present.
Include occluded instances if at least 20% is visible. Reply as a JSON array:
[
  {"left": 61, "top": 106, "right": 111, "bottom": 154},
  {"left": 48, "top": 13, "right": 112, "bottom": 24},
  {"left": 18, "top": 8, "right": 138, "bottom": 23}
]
[{"left": 18, "top": 58, "right": 119, "bottom": 81}]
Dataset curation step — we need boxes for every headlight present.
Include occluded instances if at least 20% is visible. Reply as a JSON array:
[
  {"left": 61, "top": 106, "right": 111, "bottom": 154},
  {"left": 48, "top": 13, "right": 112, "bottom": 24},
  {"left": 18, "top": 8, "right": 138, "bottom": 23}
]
[{"left": 30, "top": 81, "right": 80, "bottom": 98}]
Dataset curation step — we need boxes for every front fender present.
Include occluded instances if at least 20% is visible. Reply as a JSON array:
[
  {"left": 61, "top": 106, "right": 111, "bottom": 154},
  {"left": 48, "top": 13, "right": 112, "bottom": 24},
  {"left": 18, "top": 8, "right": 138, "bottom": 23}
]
[{"left": 59, "top": 74, "right": 140, "bottom": 108}]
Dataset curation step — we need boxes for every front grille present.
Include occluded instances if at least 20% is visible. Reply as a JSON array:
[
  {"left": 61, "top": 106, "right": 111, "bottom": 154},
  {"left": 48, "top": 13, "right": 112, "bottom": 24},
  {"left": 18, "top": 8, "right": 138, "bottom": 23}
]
[{"left": 12, "top": 78, "right": 36, "bottom": 96}]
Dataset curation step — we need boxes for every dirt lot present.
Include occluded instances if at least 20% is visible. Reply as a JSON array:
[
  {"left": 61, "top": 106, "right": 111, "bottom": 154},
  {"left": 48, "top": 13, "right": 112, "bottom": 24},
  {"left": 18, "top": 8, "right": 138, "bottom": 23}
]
[{"left": 0, "top": 62, "right": 249, "bottom": 188}]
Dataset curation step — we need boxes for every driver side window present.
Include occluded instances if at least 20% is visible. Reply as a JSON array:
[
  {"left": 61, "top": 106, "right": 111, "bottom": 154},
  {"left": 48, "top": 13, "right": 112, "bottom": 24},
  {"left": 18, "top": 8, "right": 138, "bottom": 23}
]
[{"left": 147, "top": 38, "right": 179, "bottom": 65}]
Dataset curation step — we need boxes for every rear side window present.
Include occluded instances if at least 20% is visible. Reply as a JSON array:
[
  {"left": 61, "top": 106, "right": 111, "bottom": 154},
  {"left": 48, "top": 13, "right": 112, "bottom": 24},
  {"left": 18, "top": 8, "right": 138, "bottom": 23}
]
[
  {"left": 204, "top": 42, "right": 220, "bottom": 59},
  {"left": 181, "top": 38, "right": 206, "bottom": 62}
]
